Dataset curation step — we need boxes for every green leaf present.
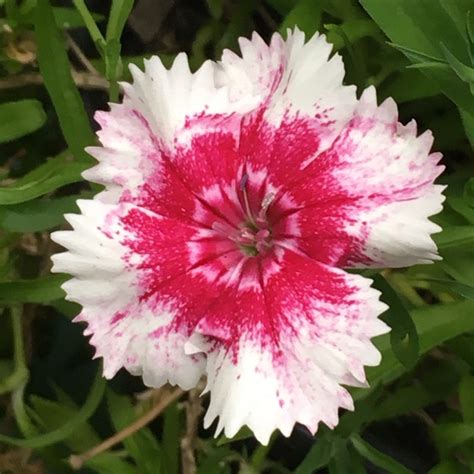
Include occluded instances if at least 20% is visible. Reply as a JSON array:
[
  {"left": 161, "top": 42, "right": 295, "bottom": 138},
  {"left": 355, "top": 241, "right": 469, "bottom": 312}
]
[
  {"left": 388, "top": 42, "right": 444, "bottom": 63},
  {"left": 54, "top": 6, "right": 105, "bottom": 28},
  {"left": 294, "top": 436, "right": 335, "bottom": 474},
  {"left": 162, "top": 403, "right": 181, "bottom": 474},
  {"left": 35, "top": 0, "right": 95, "bottom": 161},
  {"left": 435, "top": 226, "right": 474, "bottom": 249},
  {"left": 0, "top": 100, "right": 46, "bottom": 143},
  {"left": 441, "top": 42, "right": 474, "bottom": 90},
  {"left": 106, "top": 0, "right": 134, "bottom": 42},
  {"left": 371, "top": 385, "right": 440, "bottom": 422},
  {"left": 72, "top": 0, "right": 106, "bottom": 47},
  {"left": 107, "top": 389, "right": 163, "bottom": 474},
  {"left": 19, "top": 6, "right": 105, "bottom": 28},
  {"left": 447, "top": 335, "right": 474, "bottom": 369},
  {"left": 325, "top": 19, "right": 380, "bottom": 51},
  {"left": 361, "top": 0, "right": 474, "bottom": 144},
  {"left": 415, "top": 277, "right": 474, "bottom": 299},
  {"left": 371, "top": 359, "right": 462, "bottom": 422},
  {"left": 351, "top": 434, "right": 413, "bottom": 474},
  {"left": 206, "top": 0, "right": 223, "bottom": 19},
  {"left": 196, "top": 445, "right": 233, "bottom": 474},
  {"left": 382, "top": 69, "right": 441, "bottom": 103},
  {"left": 0, "top": 153, "right": 88, "bottom": 205},
  {"left": 440, "top": 246, "right": 474, "bottom": 286},
  {"left": 463, "top": 178, "right": 474, "bottom": 207},
  {"left": 429, "top": 460, "right": 471, "bottom": 474},
  {"left": 354, "top": 300, "right": 474, "bottom": 401},
  {"left": 348, "top": 446, "right": 368, "bottom": 474},
  {"left": 29, "top": 393, "right": 100, "bottom": 451},
  {"left": 361, "top": 0, "right": 468, "bottom": 61},
  {"left": 434, "top": 422, "right": 474, "bottom": 451},
  {"left": 373, "top": 275, "right": 419, "bottom": 368},
  {"left": 328, "top": 438, "right": 352, "bottom": 474},
  {"left": 460, "top": 375, "right": 474, "bottom": 422},
  {"left": 0, "top": 275, "right": 67, "bottom": 304},
  {"left": 385, "top": 68, "right": 442, "bottom": 99},
  {"left": 85, "top": 453, "right": 137, "bottom": 474},
  {"left": 217, "top": 426, "right": 253, "bottom": 445},
  {"left": 0, "top": 368, "right": 106, "bottom": 448},
  {"left": 279, "top": 0, "right": 323, "bottom": 36},
  {"left": 0, "top": 196, "right": 80, "bottom": 232},
  {"left": 447, "top": 197, "right": 474, "bottom": 223}
]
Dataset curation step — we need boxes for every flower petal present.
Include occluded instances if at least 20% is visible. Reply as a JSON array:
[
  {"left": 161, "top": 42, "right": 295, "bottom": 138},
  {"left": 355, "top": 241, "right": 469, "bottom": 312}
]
[
  {"left": 51, "top": 199, "right": 214, "bottom": 389},
  {"left": 282, "top": 86, "right": 445, "bottom": 268},
  {"left": 219, "top": 28, "right": 357, "bottom": 159},
  {"left": 84, "top": 54, "right": 256, "bottom": 205},
  {"left": 190, "top": 250, "right": 388, "bottom": 444}
]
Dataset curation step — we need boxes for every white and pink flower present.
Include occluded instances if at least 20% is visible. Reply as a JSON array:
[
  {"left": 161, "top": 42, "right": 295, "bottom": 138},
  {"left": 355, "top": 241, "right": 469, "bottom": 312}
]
[{"left": 51, "top": 29, "right": 444, "bottom": 444}]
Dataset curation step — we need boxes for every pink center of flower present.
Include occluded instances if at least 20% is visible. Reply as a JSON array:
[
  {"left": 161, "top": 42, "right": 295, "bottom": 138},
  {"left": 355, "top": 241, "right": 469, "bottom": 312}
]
[
  {"left": 212, "top": 174, "right": 275, "bottom": 257},
  {"left": 186, "top": 165, "right": 301, "bottom": 286}
]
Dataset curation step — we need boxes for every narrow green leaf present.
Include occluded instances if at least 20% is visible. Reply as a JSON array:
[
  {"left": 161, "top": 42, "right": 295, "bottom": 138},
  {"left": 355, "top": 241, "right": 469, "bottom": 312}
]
[
  {"left": 72, "top": 0, "right": 105, "bottom": 47},
  {"left": 371, "top": 359, "right": 462, "bottom": 422},
  {"left": 325, "top": 19, "right": 380, "bottom": 51},
  {"left": 106, "top": 0, "right": 134, "bottom": 42},
  {"left": 460, "top": 375, "right": 474, "bottom": 422},
  {"left": 217, "top": 426, "right": 253, "bottom": 445},
  {"left": 447, "top": 335, "right": 474, "bottom": 369},
  {"left": 0, "top": 275, "right": 67, "bottom": 304},
  {"left": 0, "top": 196, "right": 80, "bottom": 232},
  {"left": 348, "top": 446, "right": 368, "bottom": 474},
  {"left": 441, "top": 42, "right": 474, "bottom": 87},
  {"left": 467, "top": 10, "right": 474, "bottom": 45},
  {"left": 371, "top": 385, "right": 439, "bottom": 422},
  {"left": 463, "top": 178, "right": 474, "bottom": 207},
  {"left": 373, "top": 275, "right": 419, "bottom": 368},
  {"left": 351, "top": 434, "right": 413, "bottom": 474},
  {"left": 0, "top": 100, "right": 46, "bottom": 143},
  {"left": 162, "top": 403, "right": 181, "bottom": 474},
  {"left": 196, "top": 445, "right": 234, "bottom": 474},
  {"left": 107, "top": 389, "right": 163, "bottom": 474},
  {"left": 434, "top": 422, "right": 474, "bottom": 451},
  {"left": 0, "top": 153, "right": 88, "bottom": 205},
  {"left": 35, "top": 0, "right": 95, "bottom": 161},
  {"left": 354, "top": 300, "right": 474, "bottom": 401},
  {"left": 29, "top": 394, "right": 100, "bottom": 451},
  {"left": 0, "top": 368, "right": 106, "bottom": 448},
  {"left": 415, "top": 277, "right": 474, "bottom": 299},
  {"left": 328, "top": 439, "right": 352, "bottom": 474},
  {"left": 54, "top": 6, "right": 105, "bottom": 28},
  {"left": 435, "top": 226, "right": 474, "bottom": 249},
  {"left": 429, "top": 460, "right": 470, "bottom": 474},
  {"left": 85, "top": 453, "right": 137, "bottom": 474},
  {"left": 382, "top": 69, "right": 441, "bottom": 103},
  {"left": 361, "top": 0, "right": 474, "bottom": 146},
  {"left": 19, "top": 6, "right": 105, "bottom": 28},
  {"left": 294, "top": 436, "right": 335, "bottom": 474},
  {"left": 388, "top": 42, "right": 444, "bottom": 63},
  {"left": 206, "top": 0, "right": 223, "bottom": 19},
  {"left": 407, "top": 61, "right": 451, "bottom": 71},
  {"left": 279, "top": 0, "right": 323, "bottom": 36}
]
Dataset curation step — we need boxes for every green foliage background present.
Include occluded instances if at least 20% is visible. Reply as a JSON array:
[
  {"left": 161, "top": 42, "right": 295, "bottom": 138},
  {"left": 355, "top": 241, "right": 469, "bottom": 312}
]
[{"left": 0, "top": 0, "right": 474, "bottom": 473}]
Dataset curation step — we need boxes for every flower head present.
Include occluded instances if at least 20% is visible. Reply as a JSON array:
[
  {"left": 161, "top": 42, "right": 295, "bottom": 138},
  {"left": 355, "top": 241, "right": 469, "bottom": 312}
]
[{"left": 52, "top": 28, "right": 444, "bottom": 444}]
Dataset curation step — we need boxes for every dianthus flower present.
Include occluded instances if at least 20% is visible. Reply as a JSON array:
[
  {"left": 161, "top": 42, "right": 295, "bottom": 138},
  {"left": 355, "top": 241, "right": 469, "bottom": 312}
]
[{"left": 52, "top": 29, "right": 444, "bottom": 444}]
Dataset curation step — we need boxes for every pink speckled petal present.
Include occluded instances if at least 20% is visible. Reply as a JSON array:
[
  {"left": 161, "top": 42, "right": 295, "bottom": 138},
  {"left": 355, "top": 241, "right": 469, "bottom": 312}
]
[
  {"left": 189, "top": 250, "right": 388, "bottom": 444},
  {"left": 51, "top": 199, "right": 209, "bottom": 389},
  {"left": 85, "top": 53, "right": 258, "bottom": 205},
  {"left": 281, "top": 86, "right": 445, "bottom": 268},
  {"left": 219, "top": 28, "right": 357, "bottom": 160}
]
